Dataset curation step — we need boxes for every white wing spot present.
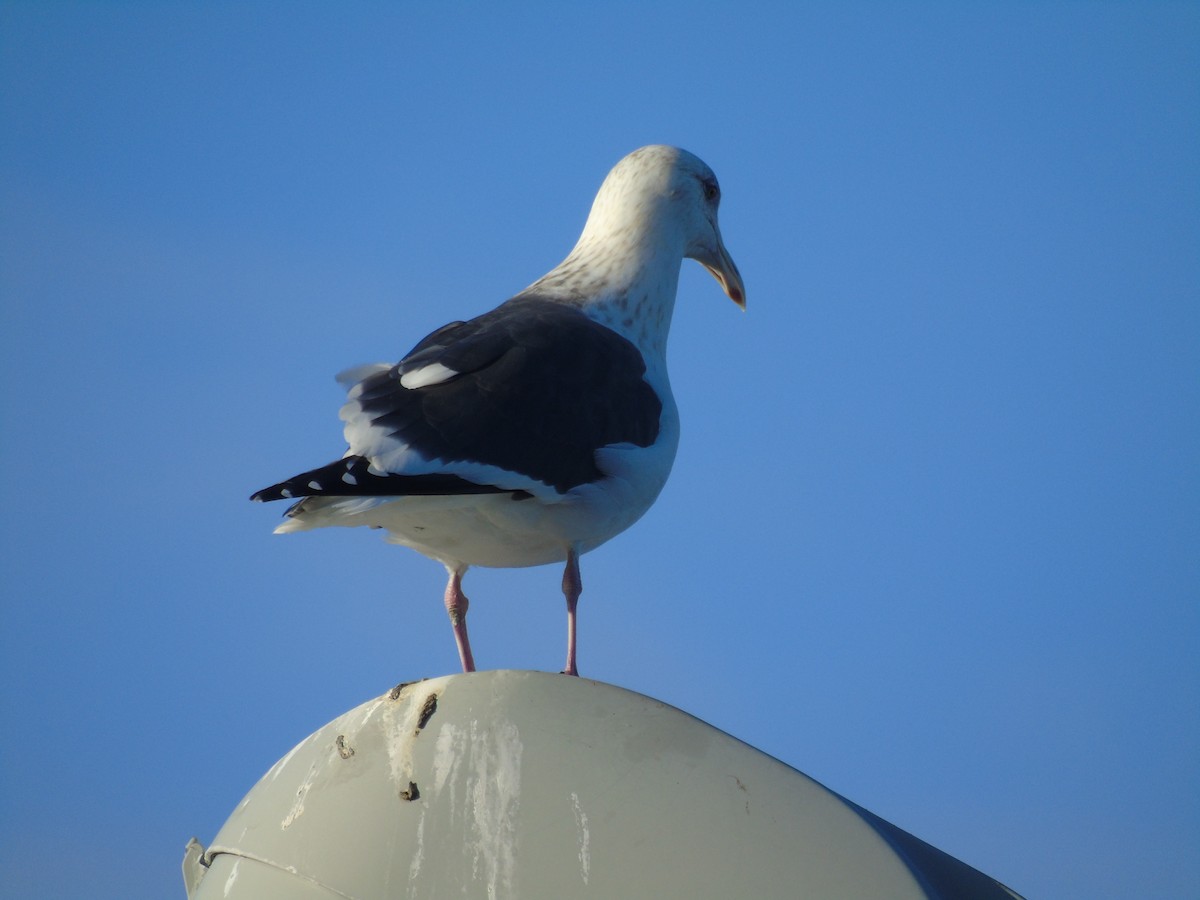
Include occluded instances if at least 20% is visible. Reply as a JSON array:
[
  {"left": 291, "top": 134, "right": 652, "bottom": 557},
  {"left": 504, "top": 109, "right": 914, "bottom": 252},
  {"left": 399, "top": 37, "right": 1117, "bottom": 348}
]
[
  {"left": 308, "top": 480, "right": 322, "bottom": 490},
  {"left": 342, "top": 472, "right": 358, "bottom": 485},
  {"left": 280, "top": 488, "right": 293, "bottom": 498},
  {"left": 400, "top": 362, "right": 459, "bottom": 390}
]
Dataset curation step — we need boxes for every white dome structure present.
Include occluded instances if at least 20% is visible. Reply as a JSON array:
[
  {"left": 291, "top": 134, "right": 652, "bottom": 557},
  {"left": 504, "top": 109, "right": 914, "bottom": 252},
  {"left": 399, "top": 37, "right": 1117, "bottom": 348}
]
[{"left": 184, "top": 671, "right": 1023, "bottom": 899}]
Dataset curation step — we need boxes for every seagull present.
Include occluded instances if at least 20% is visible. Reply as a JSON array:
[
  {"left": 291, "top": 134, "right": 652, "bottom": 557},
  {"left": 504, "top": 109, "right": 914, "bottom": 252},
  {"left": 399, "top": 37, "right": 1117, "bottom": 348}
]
[{"left": 251, "top": 145, "right": 744, "bottom": 676}]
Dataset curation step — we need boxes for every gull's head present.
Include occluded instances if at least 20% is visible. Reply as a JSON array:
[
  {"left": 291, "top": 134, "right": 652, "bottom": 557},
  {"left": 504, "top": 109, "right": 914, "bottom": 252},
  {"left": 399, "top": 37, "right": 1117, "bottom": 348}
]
[{"left": 583, "top": 145, "right": 746, "bottom": 308}]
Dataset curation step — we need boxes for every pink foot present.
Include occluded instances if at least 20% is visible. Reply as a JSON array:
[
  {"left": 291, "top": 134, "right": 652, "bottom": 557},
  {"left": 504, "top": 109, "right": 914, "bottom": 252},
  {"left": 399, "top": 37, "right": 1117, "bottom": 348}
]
[{"left": 443, "top": 566, "right": 476, "bottom": 673}]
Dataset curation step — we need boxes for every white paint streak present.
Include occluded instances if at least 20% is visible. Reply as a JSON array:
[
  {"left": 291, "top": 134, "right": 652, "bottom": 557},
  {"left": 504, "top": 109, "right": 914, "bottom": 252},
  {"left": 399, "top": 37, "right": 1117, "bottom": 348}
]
[
  {"left": 222, "top": 858, "right": 240, "bottom": 897},
  {"left": 344, "top": 696, "right": 385, "bottom": 734},
  {"left": 281, "top": 758, "right": 321, "bottom": 829},
  {"left": 407, "top": 810, "right": 427, "bottom": 894},
  {"left": 571, "top": 792, "right": 591, "bottom": 885},
  {"left": 432, "top": 722, "right": 462, "bottom": 822},
  {"left": 429, "top": 718, "right": 524, "bottom": 899},
  {"left": 266, "top": 730, "right": 320, "bottom": 783},
  {"left": 469, "top": 720, "right": 523, "bottom": 900},
  {"left": 275, "top": 702, "right": 390, "bottom": 830}
]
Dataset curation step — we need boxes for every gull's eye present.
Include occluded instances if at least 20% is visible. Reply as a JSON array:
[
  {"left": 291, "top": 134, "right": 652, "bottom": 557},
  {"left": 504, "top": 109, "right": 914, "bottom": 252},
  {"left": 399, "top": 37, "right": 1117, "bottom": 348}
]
[{"left": 702, "top": 180, "right": 720, "bottom": 203}]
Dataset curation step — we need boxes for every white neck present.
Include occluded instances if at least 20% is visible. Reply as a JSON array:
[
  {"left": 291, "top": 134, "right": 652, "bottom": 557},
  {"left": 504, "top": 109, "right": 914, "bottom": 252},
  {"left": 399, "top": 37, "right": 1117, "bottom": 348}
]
[{"left": 522, "top": 202, "right": 686, "bottom": 361}]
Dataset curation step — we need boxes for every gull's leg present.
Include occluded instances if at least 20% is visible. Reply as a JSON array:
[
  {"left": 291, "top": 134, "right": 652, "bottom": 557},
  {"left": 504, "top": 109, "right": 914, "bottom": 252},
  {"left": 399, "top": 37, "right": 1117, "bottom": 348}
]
[
  {"left": 561, "top": 546, "right": 582, "bottom": 676},
  {"left": 443, "top": 564, "right": 476, "bottom": 673}
]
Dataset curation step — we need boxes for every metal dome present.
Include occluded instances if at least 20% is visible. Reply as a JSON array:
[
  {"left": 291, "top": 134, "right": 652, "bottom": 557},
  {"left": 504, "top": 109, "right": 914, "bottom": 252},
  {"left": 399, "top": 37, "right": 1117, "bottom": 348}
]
[{"left": 184, "top": 671, "right": 1022, "bottom": 899}]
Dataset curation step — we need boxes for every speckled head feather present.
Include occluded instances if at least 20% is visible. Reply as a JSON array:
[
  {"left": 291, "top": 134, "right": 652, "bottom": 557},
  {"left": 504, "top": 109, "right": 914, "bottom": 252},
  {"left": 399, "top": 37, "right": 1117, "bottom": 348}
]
[{"left": 524, "top": 145, "right": 744, "bottom": 356}]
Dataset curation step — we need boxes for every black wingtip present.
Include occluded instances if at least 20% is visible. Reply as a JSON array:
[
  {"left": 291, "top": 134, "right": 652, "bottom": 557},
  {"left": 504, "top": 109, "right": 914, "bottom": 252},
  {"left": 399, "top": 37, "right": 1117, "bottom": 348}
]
[
  {"left": 250, "top": 456, "right": 520, "bottom": 504},
  {"left": 249, "top": 482, "right": 298, "bottom": 503}
]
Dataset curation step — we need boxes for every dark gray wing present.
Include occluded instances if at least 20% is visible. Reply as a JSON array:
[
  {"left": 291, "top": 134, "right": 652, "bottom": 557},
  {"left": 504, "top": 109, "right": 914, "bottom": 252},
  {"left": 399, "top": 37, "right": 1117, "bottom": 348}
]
[{"left": 253, "top": 296, "right": 662, "bottom": 501}]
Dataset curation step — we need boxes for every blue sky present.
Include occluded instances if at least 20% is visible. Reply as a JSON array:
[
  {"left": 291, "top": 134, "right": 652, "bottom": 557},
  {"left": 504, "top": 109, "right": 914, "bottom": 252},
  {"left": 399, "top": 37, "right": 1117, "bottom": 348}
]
[{"left": 1, "top": 3, "right": 1196, "bottom": 898}]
